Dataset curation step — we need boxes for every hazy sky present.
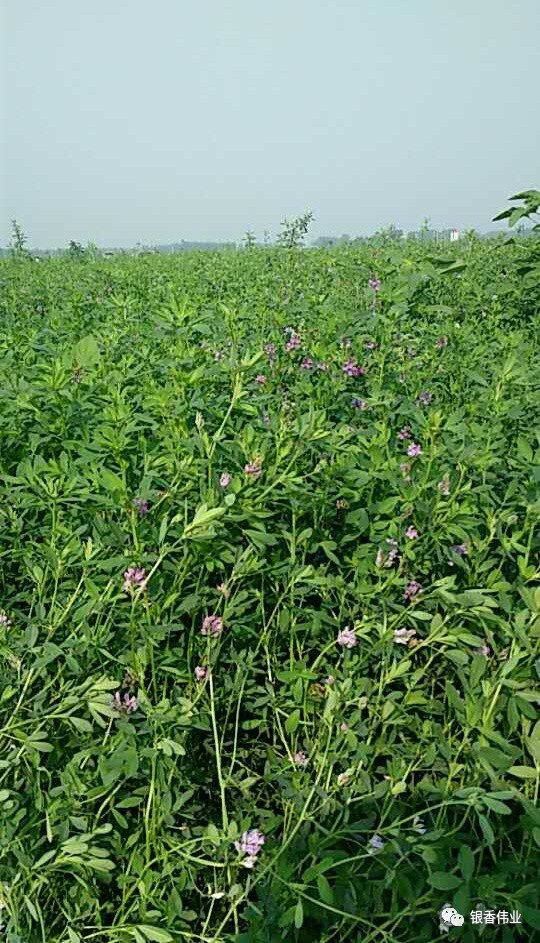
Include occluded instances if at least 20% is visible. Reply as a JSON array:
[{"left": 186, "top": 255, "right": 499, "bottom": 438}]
[{"left": 2, "top": 0, "right": 539, "bottom": 247}]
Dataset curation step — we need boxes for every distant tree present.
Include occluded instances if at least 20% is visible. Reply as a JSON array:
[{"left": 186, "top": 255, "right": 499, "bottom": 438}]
[
  {"left": 9, "top": 218, "right": 30, "bottom": 259},
  {"left": 276, "top": 210, "right": 314, "bottom": 248},
  {"left": 68, "top": 240, "right": 86, "bottom": 259},
  {"left": 243, "top": 230, "right": 256, "bottom": 249}
]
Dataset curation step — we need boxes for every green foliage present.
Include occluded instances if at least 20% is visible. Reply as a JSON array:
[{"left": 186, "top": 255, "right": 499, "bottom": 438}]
[
  {"left": 0, "top": 228, "right": 539, "bottom": 942},
  {"left": 276, "top": 210, "right": 314, "bottom": 248}
]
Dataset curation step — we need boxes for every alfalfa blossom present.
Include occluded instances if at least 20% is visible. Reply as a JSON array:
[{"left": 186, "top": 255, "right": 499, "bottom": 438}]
[
  {"left": 201, "top": 615, "right": 223, "bottom": 638},
  {"left": 475, "top": 642, "right": 491, "bottom": 658},
  {"left": 0, "top": 612, "right": 12, "bottom": 628},
  {"left": 368, "top": 834, "right": 385, "bottom": 852},
  {"left": 285, "top": 331, "right": 301, "bottom": 351},
  {"left": 365, "top": 339, "right": 378, "bottom": 350},
  {"left": 195, "top": 666, "right": 208, "bottom": 681},
  {"left": 132, "top": 497, "right": 149, "bottom": 517},
  {"left": 400, "top": 461, "right": 412, "bottom": 481},
  {"left": 342, "top": 359, "right": 366, "bottom": 377},
  {"left": 293, "top": 751, "right": 308, "bottom": 766},
  {"left": 112, "top": 691, "right": 138, "bottom": 714},
  {"left": 376, "top": 538, "right": 399, "bottom": 569},
  {"left": 417, "top": 391, "right": 433, "bottom": 406},
  {"left": 264, "top": 342, "right": 277, "bottom": 361},
  {"left": 301, "top": 357, "right": 314, "bottom": 370},
  {"left": 336, "top": 626, "right": 358, "bottom": 649},
  {"left": 450, "top": 543, "right": 468, "bottom": 555},
  {"left": 437, "top": 475, "right": 451, "bottom": 496},
  {"left": 404, "top": 580, "right": 422, "bottom": 601},
  {"left": 235, "top": 829, "right": 265, "bottom": 868},
  {"left": 219, "top": 472, "right": 232, "bottom": 487},
  {"left": 413, "top": 816, "right": 427, "bottom": 834},
  {"left": 435, "top": 335, "right": 448, "bottom": 349},
  {"left": 244, "top": 461, "right": 262, "bottom": 479},
  {"left": 255, "top": 374, "right": 266, "bottom": 385},
  {"left": 407, "top": 442, "right": 422, "bottom": 458},
  {"left": 340, "top": 336, "right": 352, "bottom": 349},
  {"left": 397, "top": 426, "right": 412, "bottom": 440},
  {"left": 368, "top": 277, "right": 381, "bottom": 292},
  {"left": 393, "top": 627, "right": 417, "bottom": 645},
  {"left": 316, "top": 361, "right": 329, "bottom": 371},
  {"left": 122, "top": 567, "right": 147, "bottom": 593},
  {"left": 351, "top": 397, "right": 368, "bottom": 410},
  {"left": 216, "top": 582, "right": 230, "bottom": 598},
  {"left": 405, "top": 526, "right": 419, "bottom": 539}
]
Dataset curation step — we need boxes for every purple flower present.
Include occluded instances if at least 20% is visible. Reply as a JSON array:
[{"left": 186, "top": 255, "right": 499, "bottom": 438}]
[
  {"left": 317, "top": 361, "right": 329, "bottom": 371},
  {"left": 450, "top": 543, "right": 468, "bottom": 555},
  {"left": 417, "top": 391, "right": 433, "bottom": 406},
  {"left": 112, "top": 691, "right": 138, "bottom": 714},
  {"left": 0, "top": 612, "right": 12, "bottom": 628},
  {"left": 219, "top": 472, "right": 231, "bottom": 487},
  {"left": 405, "top": 526, "right": 418, "bottom": 539},
  {"left": 407, "top": 442, "right": 422, "bottom": 457},
  {"left": 132, "top": 497, "right": 149, "bottom": 517},
  {"left": 404, "top": 580, "right": 422, "bottom": 601},
  {"left": 293, "top": 751, "right": 307, "bottom": 766},
  {"left": 351, "top": 397, "right": 368, "bottom": 410},
  {"left": 393, "top": 627, "right": 417, "bottom": 645},
  {"left": 365, "top": 339, "right": 378, "bottom": 350},
  {"left": 301, "top": 357, "right": 314, "bottom": 370},
  {"left": 264, "top": 342, "right": 277, "bottom": 361},
  {"left": 195, "top": 665, "right": 208, "bottom": 681},
  {"left": 201, "top": 615, "right": 223, "bottom": 638},
  {"left": 285, "top": 331, "right": 301, "bottom": 351},
  {"left": 475, "top": 642, "right": 490, "bottom": 658},
  {"left": 368, "top": 277, "right": 381, "bottom": 292},
  {"left": 71, "top": 369, "right": 83, "bottom": 383},
  {"left": 342, "top": 359, "right": 366, "bottom": 377},
  {"left": 235, "top": 829, "right": 265, "bottom": 857},
  {"left": 397, "top": 426, "right": 412, "bottom": 440},
  {"left": 435, "top": 336, "right": 448, "bottom": 349},
  {"left": 336, "top": 627, "right": 358, "bottom": 649},
  {"left": 255, "top": 374, "right": 266, "bottom": 385},
  {"left": 244, "top": 461, "right": 262, "bottom": 479},
  {"left": 122, "top": 567, "right": 147, "bottom": 593},
  {"left": 369, "top": 834, "right": 385, "bottom": 850}
]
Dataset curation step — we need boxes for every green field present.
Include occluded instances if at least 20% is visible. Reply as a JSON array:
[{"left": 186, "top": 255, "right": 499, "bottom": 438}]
[{"left": 0, "top": 232, "right": 539, "bottom": 942}]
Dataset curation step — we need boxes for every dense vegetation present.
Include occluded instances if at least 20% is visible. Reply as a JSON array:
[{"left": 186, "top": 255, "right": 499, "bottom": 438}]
[{"left": 0, "top": 231, "right": 539, "bottom": 942}]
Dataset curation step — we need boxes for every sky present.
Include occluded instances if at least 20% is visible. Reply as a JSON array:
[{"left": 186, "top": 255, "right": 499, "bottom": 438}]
[{"left": 1, "top": 0, "right": 539, "bottom": 248}]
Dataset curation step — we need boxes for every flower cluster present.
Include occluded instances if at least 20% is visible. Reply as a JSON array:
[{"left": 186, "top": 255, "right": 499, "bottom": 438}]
[
  {"left": 336, "top": 626, "right": 358, "bottom": 648},
  {"left": 342, "top": 359, "right": 365, "bottom": 377},
  {"left": 264, "top": 342, "right": 276, "bottom": 361},
  {"left": 234, "top": 829, "right": 265, "bottom": 869},
  {"left": 285, "top": 331, "right": 301, "bottom": 351},
  {"left": 407, "top": 442, "right": 422, "bottom": 457},
  {"left": 368, "top": 277, "right": 381, "bottom": 292},
  {"left": 393, "top": 627, "right": 417, "bottom": 645},
  {"left": 132, "top": 497, "right": 149, "bottom": 517},
  {"left": 0, "top": 612, "right": 12, "bottom": 628},
  {"left": 244, "top": 461, "right": 262, "bottom": 479},
  {"left": 112, "top": 691, "right": 138, "bottom": 714},
  {"left": 404, "top": 580, "right": 422, "bottom": 601},
  {"left": 376, "top": 538, "right": 399, "bottom": 568},
  {"left": 122, "top": 567, "right": 147, "bottom": 593},
  {"left": 201, "top": 615, "right": 223, "bottom": 638},
  {"left": 219, "top": 472, "right": 231, "bottom": 487}
]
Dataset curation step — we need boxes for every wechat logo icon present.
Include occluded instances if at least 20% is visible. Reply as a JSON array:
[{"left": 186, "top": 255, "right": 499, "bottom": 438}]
[{"left": 439, "top": 904, "right": 465, "bottom": 930}]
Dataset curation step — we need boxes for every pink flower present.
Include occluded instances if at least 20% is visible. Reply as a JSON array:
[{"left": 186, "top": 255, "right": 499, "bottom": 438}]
[
  {"left": 201, "top": 615, "right": 223, "bottom": 638},
  {"left": 342, "top": 359, "right": 366, "bottom": 377},
  {"left": 244, "top": 461, "right": 262, "bottom": 479},
  {"left": 365, "top": 339, "right": 378, "bottom": 350},
  {"left": 368, "top": 277, "right": 381, "bottom": 292},
  {"left": 475, "top": 642, "right": 490, "bottom": 658},
  {"left": 336, "top": 627, "right": 358, "bottom": 649},
  {"left": 404, "top": 580, "right": 422, "bottom": 601},
  {"left": 397, "top": 426, "right": 412, "bottom": 440},
  {"left": 393, "top": 627, "right": 417, "bottom": 645},
  {"left": 436, "top": 336, "right": 448, "bottom": 349},
  {"left": 285, "top": 331, "right": 301, "bottom": 351},
  {"left": 317, "top": 361, "right": 329, "bottom": 371},
  {"left": 293, "top": 751, "right": 307, "bottom": 766},
  {"left": 301, "top": 357, "right": 314, "bottom": 370},
  {"left": 195, "top": 666, "right": 208, "bottom": 681},
  {"left": 437, "top": 476, "right": 451, "bottom": 496},
  {"left": 264, "top": 342, "right": 277, "bottom": 361},
  {"left": 407, "top": 442, "right": 422, "bottom": 457},
  {"left": 122, "top": 567, "right": 147, "bottom": 593},
  {"left": 219, "top": 472, "right": 231, "bottom": 487},
  {"left": 255, "top": 374, "right": 266, "bottom": 385},
  {"left": 242, "top": 855, "right": 258, "bottom": 869},
  {"left": 112, "top": 691, "right": 138, "bottom": 713},
  {"left": 235, "top": 829, "right": 265, "bottom": 857},
  {"left": 405, "top": 526, "right": 418, "bottom": 539}
]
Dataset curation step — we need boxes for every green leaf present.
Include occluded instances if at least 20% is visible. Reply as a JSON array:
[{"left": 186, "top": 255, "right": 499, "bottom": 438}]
[
  {"left": 137, "top": 927, "right": 174, "bottom": 942},
  {"left": 429, "top": 872, "right": 462, "bottom": 890},
  {"left": 100, "top": 468, "right": 124, "bottom": 493},
  {"left": 285, "top": 710, "right": 301, "bottom": 734},
  {"left": 477, "top": 814, "right": 495, "bottom": 845},
  {"left": 458, "top": 845, "right": 474, "bottom": 882},
  {"left": 294, "top": 899, "right": 304, "bottom": 929},
  {"left": 317, "top": 873, "right": 334, "bottom": 905},
  {"left": 73, "top": 334, "right": 100, "bottom": 367}
]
